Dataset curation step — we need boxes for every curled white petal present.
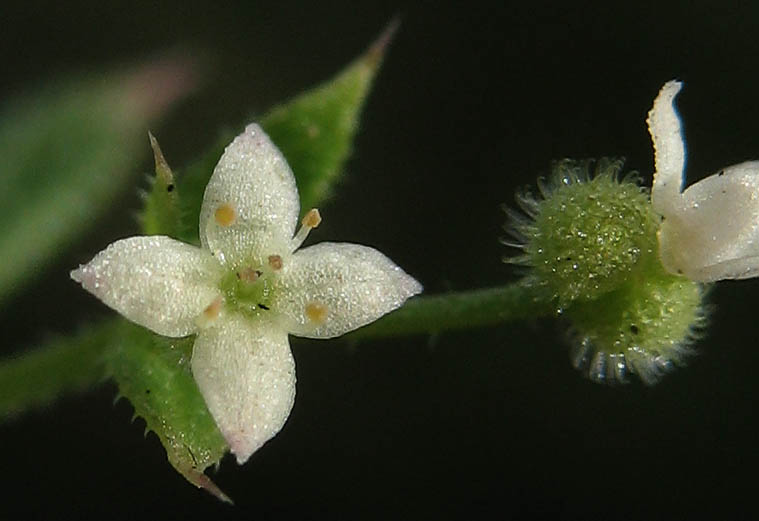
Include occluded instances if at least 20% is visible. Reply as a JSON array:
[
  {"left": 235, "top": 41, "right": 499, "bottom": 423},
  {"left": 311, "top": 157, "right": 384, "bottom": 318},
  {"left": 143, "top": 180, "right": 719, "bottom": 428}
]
[
  {"left": 648, "top": 80, "right": 686, "bottom": 216},
  {"left": 659, "top": 161, "right": 759, "bottom": 281},
  {"left": 273, "top": 242, "right": 423, "bottom": 338},
  {"left": 648, "top": 81, "right": 759, "bottom": 281},
  {"left": 199, "top": 123, "right": 300, "bottom": 268},
  {"left": 191, "top": 314, "right": 296, "bottom": 464},
  {"left": 70, "top": 236, "right": 222, "bottom": 337}
]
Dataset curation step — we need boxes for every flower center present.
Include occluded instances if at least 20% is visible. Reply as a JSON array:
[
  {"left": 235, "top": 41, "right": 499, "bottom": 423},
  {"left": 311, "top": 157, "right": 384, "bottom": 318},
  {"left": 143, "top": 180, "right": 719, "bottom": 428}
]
[
  {"left": 208, "top": 208, "right": 324, "bottom": 323},
  {"left": 219, "top": 262, "right": 280, "bottom": 318}
]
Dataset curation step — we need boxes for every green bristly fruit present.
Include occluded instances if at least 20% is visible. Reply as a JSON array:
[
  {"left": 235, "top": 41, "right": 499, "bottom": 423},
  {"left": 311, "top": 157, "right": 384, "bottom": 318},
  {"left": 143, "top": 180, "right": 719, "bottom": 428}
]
[{"left": 508, "top": 158, "right": 659, "bottom": 307}]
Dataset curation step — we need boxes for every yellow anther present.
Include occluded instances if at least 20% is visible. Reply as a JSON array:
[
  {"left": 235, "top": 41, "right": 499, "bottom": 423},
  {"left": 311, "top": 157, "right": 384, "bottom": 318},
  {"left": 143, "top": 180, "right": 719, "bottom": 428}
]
[
  {"left": 305, "top": 301, "right": 328, "bottom": 324},
  {"left": 302, "top": 208, "right": 322, "bottom": 229},
  {"left": 268, "top": 255, "right": 283, "bottom": 271},
  {"left": 238, "top": 267, "right": 260, "bottom": 283},
  {"left": 214, "top": 204, "right": 236, "bottom": 227},
  {"left": 204, "top": 296, "right": 223, "bottom": 319},
  {"left": 290, "top": 209, "right": 322, "bottom": 252},
  {"left": 196, "top": 296, "right": 223, "bottom": 329}
]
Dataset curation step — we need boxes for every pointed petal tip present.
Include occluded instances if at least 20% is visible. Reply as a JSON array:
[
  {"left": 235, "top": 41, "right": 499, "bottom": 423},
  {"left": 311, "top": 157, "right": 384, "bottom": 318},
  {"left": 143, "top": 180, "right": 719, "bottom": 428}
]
[
  {"left": 648, "top": 80, "right": 683, "bottom": 123},
  {"left": 243, "top": 122, "right": 264, "bottom": 135},
  {"left": 663, "top": 79, "right": 683, "bottom": 91},
  {"left": 70, "top": 266, "right": 83, "bottom": 284},
  {"left": 224, "top": 430, "right": 261, "bottom": 465},
  {"left": 405, "top": 274, "right": 423, "bottom": 298},
  {"left": 657, "top": 80, "right": 683, "bottom": 107}
]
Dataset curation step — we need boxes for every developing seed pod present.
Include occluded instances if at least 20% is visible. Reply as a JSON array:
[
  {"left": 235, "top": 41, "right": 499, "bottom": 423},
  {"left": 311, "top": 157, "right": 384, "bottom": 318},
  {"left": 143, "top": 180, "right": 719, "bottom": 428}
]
[
  {"left": 505, "top": 158, "right": 659, "bottom": 308},
  {"left": 566, "top": 261, "right": 707, "bottom": 385},
  {"left": 505, "top": 157, "right": 708, "bottom": 385}
]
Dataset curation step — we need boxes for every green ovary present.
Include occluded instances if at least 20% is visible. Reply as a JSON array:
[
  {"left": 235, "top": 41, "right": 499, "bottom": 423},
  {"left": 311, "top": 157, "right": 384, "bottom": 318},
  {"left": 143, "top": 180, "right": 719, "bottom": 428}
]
[{"left": 218, "top": 268, "right": 277, "bottom": 317}]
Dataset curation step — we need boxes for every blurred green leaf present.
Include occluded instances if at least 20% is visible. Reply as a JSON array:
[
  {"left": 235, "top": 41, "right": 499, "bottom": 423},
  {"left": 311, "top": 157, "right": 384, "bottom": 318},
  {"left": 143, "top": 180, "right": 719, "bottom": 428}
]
[
  {"left": 171, "top": 23, "right": 395, "bottom": 244},
  {"left": 0, "top": 319, "right": 119, "bottom": 419},
  {"left": 0, "top": 57, "right": 196, "bottom": 303},
  {"left": 106, "top": 322, "right": 231, "bottom": 503}
]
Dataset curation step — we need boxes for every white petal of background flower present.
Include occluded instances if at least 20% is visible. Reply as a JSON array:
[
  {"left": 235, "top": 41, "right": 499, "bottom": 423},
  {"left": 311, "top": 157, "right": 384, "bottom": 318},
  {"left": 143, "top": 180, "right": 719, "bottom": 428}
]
[
  {"left": 648, "top": 80, "right": 686, "bottom": 216},
  {"left": 199, "top": 123, "right": 301, "bottom": 269},
  {"left": 191, "top": 314, "right": 296, "bottom": 464},
  {"left": 274, "top": 242, "right": 423, "bottom": 338},
  {"left": 71, "top": 236, "right": 222, "bottom": 337},
  {"left": 648, "top": 81, "right": 759, "bottom": 281},
  {"left": 658, "top": 161, "right": 759, "bottom": 281}
]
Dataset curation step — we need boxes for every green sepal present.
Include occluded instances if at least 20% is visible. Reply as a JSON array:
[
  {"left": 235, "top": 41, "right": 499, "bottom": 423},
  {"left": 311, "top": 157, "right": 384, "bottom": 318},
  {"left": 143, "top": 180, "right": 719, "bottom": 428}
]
[
  {"left": 105, "top": 321, "right": 231, "bottom": 503},
  {"left": 140, "top": 133, "right": 182, "bottom": 236}
]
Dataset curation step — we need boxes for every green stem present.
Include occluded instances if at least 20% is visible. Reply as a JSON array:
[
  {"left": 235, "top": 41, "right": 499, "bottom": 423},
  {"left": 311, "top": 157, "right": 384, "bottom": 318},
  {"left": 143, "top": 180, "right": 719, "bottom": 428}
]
[
  {"left": 346, "top": 283, "right": 554, "bottom": 340},
  {"left": 0, "top": 284, "right": 551, "bottom": 421},
  {"left": 0, "top": 319, "right": 119, "bottom": 420}
]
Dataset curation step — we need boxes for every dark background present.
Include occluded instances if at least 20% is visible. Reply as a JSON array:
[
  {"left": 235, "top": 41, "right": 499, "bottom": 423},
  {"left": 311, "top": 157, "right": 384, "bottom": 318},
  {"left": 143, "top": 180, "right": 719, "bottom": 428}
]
[{"left": 3, "top": 1, "right": 759, "bottom": 519}]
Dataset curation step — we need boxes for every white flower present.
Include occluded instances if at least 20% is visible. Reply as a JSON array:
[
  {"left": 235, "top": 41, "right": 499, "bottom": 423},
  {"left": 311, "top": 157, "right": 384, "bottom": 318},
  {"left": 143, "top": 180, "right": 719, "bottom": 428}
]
[
  {"left": 71, "top": 124, "right": 422, "bottom": 463},
  {"left": 648, "top": 80, "right": 759, "bottom": 281}
]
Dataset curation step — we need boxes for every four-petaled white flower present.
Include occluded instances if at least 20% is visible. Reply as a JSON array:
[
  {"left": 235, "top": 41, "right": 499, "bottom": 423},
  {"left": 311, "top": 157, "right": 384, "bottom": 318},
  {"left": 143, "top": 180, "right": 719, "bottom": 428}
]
[
  {"left": 648, "top": 81, "right": 759, "bottom": 281},
  {"left": 71, "top": 124, "right": 422, "bottom": 463}
]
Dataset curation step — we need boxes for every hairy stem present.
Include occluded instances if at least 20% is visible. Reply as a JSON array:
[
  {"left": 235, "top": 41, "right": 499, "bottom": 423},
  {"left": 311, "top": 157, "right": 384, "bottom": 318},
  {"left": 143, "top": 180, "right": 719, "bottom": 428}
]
[{"left": 0, "top": 319, "right": 119, "bottom": 419}]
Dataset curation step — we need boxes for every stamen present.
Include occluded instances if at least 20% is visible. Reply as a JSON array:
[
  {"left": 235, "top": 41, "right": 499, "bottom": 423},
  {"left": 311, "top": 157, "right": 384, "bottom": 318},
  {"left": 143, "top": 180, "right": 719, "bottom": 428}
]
[
  {"left": 303, "top": 208, "right": 322, "bottom": 228},
  {"left": 305, "top": 301, "right": 328, "bottom": 324},
  {"left": 291, "top": 208, "right": 322, "bottom": 252},
  {"left": 268, "top": 255, "right": 283, "bottom": 271},
  {"left": 196, "top": 296, "right": 223, "bottom": 329},
  {"left": 238, "top": 267, "right": 260, "bottom": 283},
  {"left": 214, "top": 204, "right": 236, "bottom": 227}
]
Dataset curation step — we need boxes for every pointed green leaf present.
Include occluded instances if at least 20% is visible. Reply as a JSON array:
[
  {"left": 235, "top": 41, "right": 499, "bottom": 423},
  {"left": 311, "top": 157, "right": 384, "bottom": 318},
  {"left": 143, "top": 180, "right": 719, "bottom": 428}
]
[
  {"left": 0, "top": 57, "right": 196, "bottom": 303},
  {"left": 0, "top": 319, "right": 119, "bottom": 420},
  {"left": 106, "top": 322, "right": 230, "bottom": 503},
  {"left": 261, "top": 22, "right": 395, "bottom": 212}
]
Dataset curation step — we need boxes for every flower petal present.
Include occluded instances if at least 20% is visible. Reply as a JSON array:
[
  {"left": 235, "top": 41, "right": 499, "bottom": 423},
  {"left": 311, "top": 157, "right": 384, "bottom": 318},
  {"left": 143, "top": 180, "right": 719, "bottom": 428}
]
[
  {"left": 648, "top": 80, "right": 686, "bottom": 216},
  {"left": 191, "top": 314, "right": 296, "bottom": 464},
  {"left": 199, "top": 123, "right": 300, "bottom": 268},
  {"left": 71, "top": 236, "right": 222, "bottom": 337},
  {"left": 658, "top": 161, "right": 759, "bottom": 281},
  {"left": 274, "top": 242, "right": 422, "bottom": 338}
]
